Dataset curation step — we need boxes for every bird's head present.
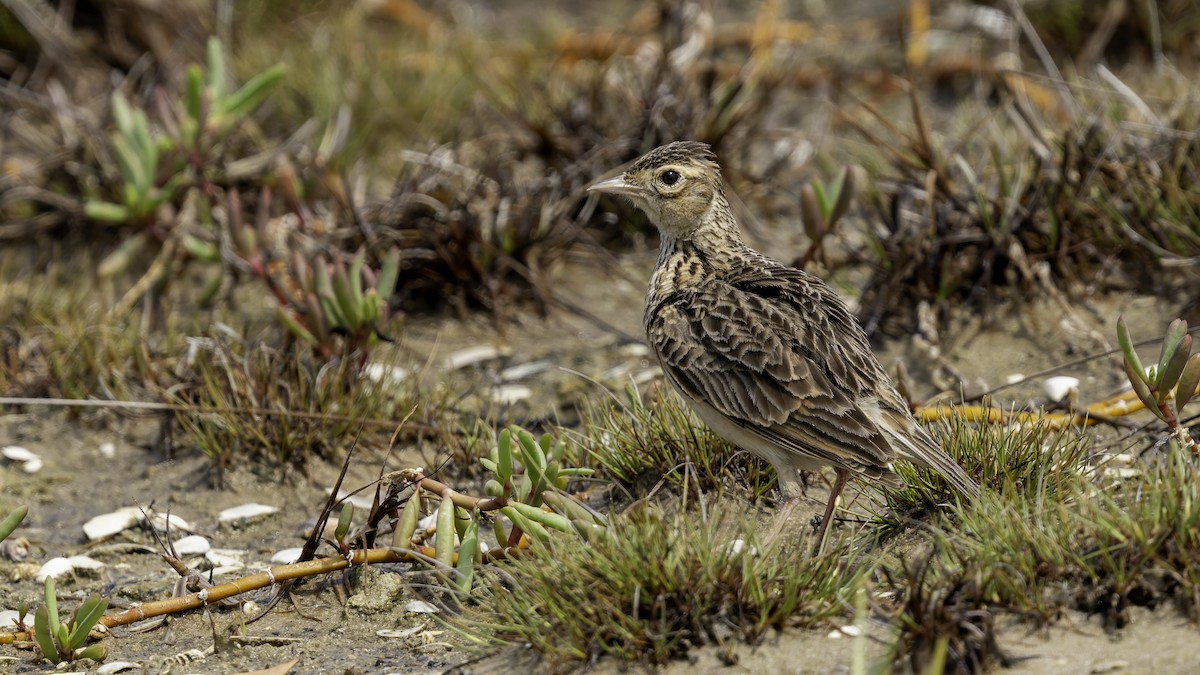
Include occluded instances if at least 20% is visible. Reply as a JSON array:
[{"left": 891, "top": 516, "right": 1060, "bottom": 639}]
[{"left": 588, "top": 141, "right": 724, "bottom": 239}]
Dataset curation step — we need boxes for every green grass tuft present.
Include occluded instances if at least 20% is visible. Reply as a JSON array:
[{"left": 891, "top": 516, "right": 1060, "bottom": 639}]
[
  {"left": 575, "top": 385, "right": 777, "bottom": 502},
  {"left": 459, "top": 503, "right": 862, "bottom": 667}
]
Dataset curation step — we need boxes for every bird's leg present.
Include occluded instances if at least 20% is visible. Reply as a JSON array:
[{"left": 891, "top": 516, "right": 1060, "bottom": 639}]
[{"left": 813, "top": 468, "right": 850, "bottom": 555}]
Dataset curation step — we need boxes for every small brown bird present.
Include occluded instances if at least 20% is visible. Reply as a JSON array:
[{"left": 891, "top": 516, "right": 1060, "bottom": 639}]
[{"left": 589, "top": 141, "right": 979, "bottom": 550}]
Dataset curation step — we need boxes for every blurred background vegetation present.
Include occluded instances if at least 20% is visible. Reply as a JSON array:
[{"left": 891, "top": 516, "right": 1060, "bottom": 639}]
[{"left": 2, "top": 0, "right": 1199, "bottom": 459}]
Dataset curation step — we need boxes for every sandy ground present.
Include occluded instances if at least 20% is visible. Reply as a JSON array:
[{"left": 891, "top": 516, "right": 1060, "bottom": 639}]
[{"left": 0, "top": 247, "right": 1192, "bottom": 674}]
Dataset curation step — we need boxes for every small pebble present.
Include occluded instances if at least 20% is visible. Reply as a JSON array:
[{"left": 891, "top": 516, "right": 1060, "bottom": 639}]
[
  {"left": 1, "top": 536, "right": 30, "bottom": 561},
  {"left": 1004, "top": 373, "right": 1025, "bottom": 385},
  {"left": 99, "top": 442, "right": 117, "bottom": 458}
]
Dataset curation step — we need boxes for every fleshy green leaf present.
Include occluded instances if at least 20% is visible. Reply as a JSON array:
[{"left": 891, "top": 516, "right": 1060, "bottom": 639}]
[
  {"left": 799, "top": 184, "right": 822, "bottom": 240},
  {"left": 111, "top": 92, "right": 134, "bottom": 138},
  {"left": 84, "top": 201, "right": 131, "bottom": 224},
  {"left": 1176, "top": 353, "right": 1200, "bottom": 411},
  {"left": 434, "top": 497, "right": 455, "bottom": 568},
  {"left": 455, "top": 517, "right": 478, "bottom": 592},
  {"left": 375, "top": 247, "right": 401, "bottom": 301},
  {"left": 206, "top": 37, "right": 226, "bottom": 99},
  {"left": 511, "top": 500, "right": 574, "bottom": 534},
  {"left": 1126, "top": 359, "right": 1164, "bottom": 422},
  {"left": 66, "top": 596, "right": 108, "bottom": 651},
  {"left": 275, "top": 307, "right": 317, "bottom": 344},
  {"left": 496, "top": 428, "right": 513, "bottom": 484},
  {"left": 828, "top": 166, "right": 856, "bottom": 227},
  {"left": 184, "top": 64, "right": 204, "bottom": 127},
  {"left": 500, "top": 504, "right": 549, "bottom": 542},
  {"left": 0, "top": 505, "right": 26, "bottom": 543},
  {"left": 43, "top": 577, "right": 60, "bottom": 634},
  {"left": 392, "top": 489, "right": 421, "bottom": 548},
  {"left": 1116, "top": 316, "right": 1146, "bottom": 384},
  {"left": 1157, "top": 333, "right": 1192, "bottom": 399},
  {"left": 334, "top": 503, "right": 353, "bottom": 544},
  {"left": 76, "top": 644, "right": 107, "bottom": 663},
  {"left": 33, "top": 606, "right": 60, "bottom": 664},
  {"left": 215, "top": 64, "right": 286, "bottom": 126}
]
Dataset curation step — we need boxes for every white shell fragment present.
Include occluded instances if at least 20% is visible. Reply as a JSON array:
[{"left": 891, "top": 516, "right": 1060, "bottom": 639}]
[
  {"left": 36, "top": 556, "right": 105, "bottom": 581},
  {"left": 404, "top": 600, "right": 440, "bottom": 614},
  {"left": 1043, "top": 376, "right": 1080, "bottom": 402},
  {"left": 1, "top": 445, "right": 35, "bottom": 461},
  {"left": 828, "top": 624, "right": 863, "bottom": 639},
  {"left": 378, "top": 625, "right": 427, "bottom": 639},
  {"left": 618, "top": 343, "right": 652, "bottom": 359},
  {"left": 83, "top": 508, "right": 141, "bottom": 541},
  {"left": 83, "top": 507, "right": 191, "bottom": 541},
  {"left": 1, "top": 445, "right": 42, "bottom": 473},
  {"left": 68, "top": 555, "right": 106, "bottom": 571},
  {"left": 97, "top": 661, "right": 141, "bottom": 674},
  {"left": 331, "top": 489, "right": 375, "bottom": 511},
  {"left": 271, "top": 548, "right": 305, "bottom": 564},
  {"left": 172, "top": 535, "right": 211, "bottom": 555},
  {"left": 363, "top": 363, "right": 409, "bottom": 386},
  {"left": 445, "top": 345, "right": 501, "bottom": 370},
  {"left": 491, "top": 385, "right": 532, "bottom": 406},
  {"left": 150, "top": 513, "right": 192, "bottom": 534},
  {"left": 0, "top": 609, "right": 22, "bottom": 627},
  {"left": 1004, "top": 373, "right": 1025, "bottom": 385},
  {"left": 99, "top": 442, "right": 117, "bottom": 458},
  {"left": 499, "top": 360, "right": 552, "bottom": 381},
  {"left": 205, "top": 549, "right": 246, "bottom": 568},
  {"left": 218, "top": 503, "right": 279, "bottom": 522}
]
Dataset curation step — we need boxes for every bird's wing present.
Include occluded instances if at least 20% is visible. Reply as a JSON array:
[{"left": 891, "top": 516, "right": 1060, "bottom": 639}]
[{"left": 647, "top": 267, "right": 898, "bottom": 475}]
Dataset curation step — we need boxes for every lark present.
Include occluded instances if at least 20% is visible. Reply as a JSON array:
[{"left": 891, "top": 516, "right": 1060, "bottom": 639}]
[{"left": 589, "top": 141, "right": 979, "bottom": 550}]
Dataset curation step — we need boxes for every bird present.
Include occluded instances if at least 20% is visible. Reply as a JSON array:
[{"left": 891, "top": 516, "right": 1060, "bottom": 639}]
[{"left": 588, "top": 140, "right": 979, "bottom": 551}]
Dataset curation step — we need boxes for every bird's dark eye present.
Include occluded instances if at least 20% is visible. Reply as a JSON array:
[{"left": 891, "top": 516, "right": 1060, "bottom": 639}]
[{"left": 660, "top": 169, "right": 681, "bottom": 186}]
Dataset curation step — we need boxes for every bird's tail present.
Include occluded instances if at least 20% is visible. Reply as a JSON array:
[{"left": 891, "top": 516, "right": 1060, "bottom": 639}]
[{"left": 882, "top": 409, "right": 980, "bottom": 499}]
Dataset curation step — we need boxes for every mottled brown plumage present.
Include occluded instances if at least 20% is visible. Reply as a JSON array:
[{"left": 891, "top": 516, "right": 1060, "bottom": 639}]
[{"left": 589, "top": 141, "right": 979, "bottom": 549}]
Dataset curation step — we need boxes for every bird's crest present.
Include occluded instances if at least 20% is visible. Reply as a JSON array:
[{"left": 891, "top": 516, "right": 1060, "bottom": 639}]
[{"left": 628, "top": 141, "right": 719, "bottom": 176}]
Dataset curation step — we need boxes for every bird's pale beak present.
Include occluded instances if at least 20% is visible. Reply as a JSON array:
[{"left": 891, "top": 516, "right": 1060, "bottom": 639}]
[{"left": 587, "top": 175, "right": 646, "bottom": 199}]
